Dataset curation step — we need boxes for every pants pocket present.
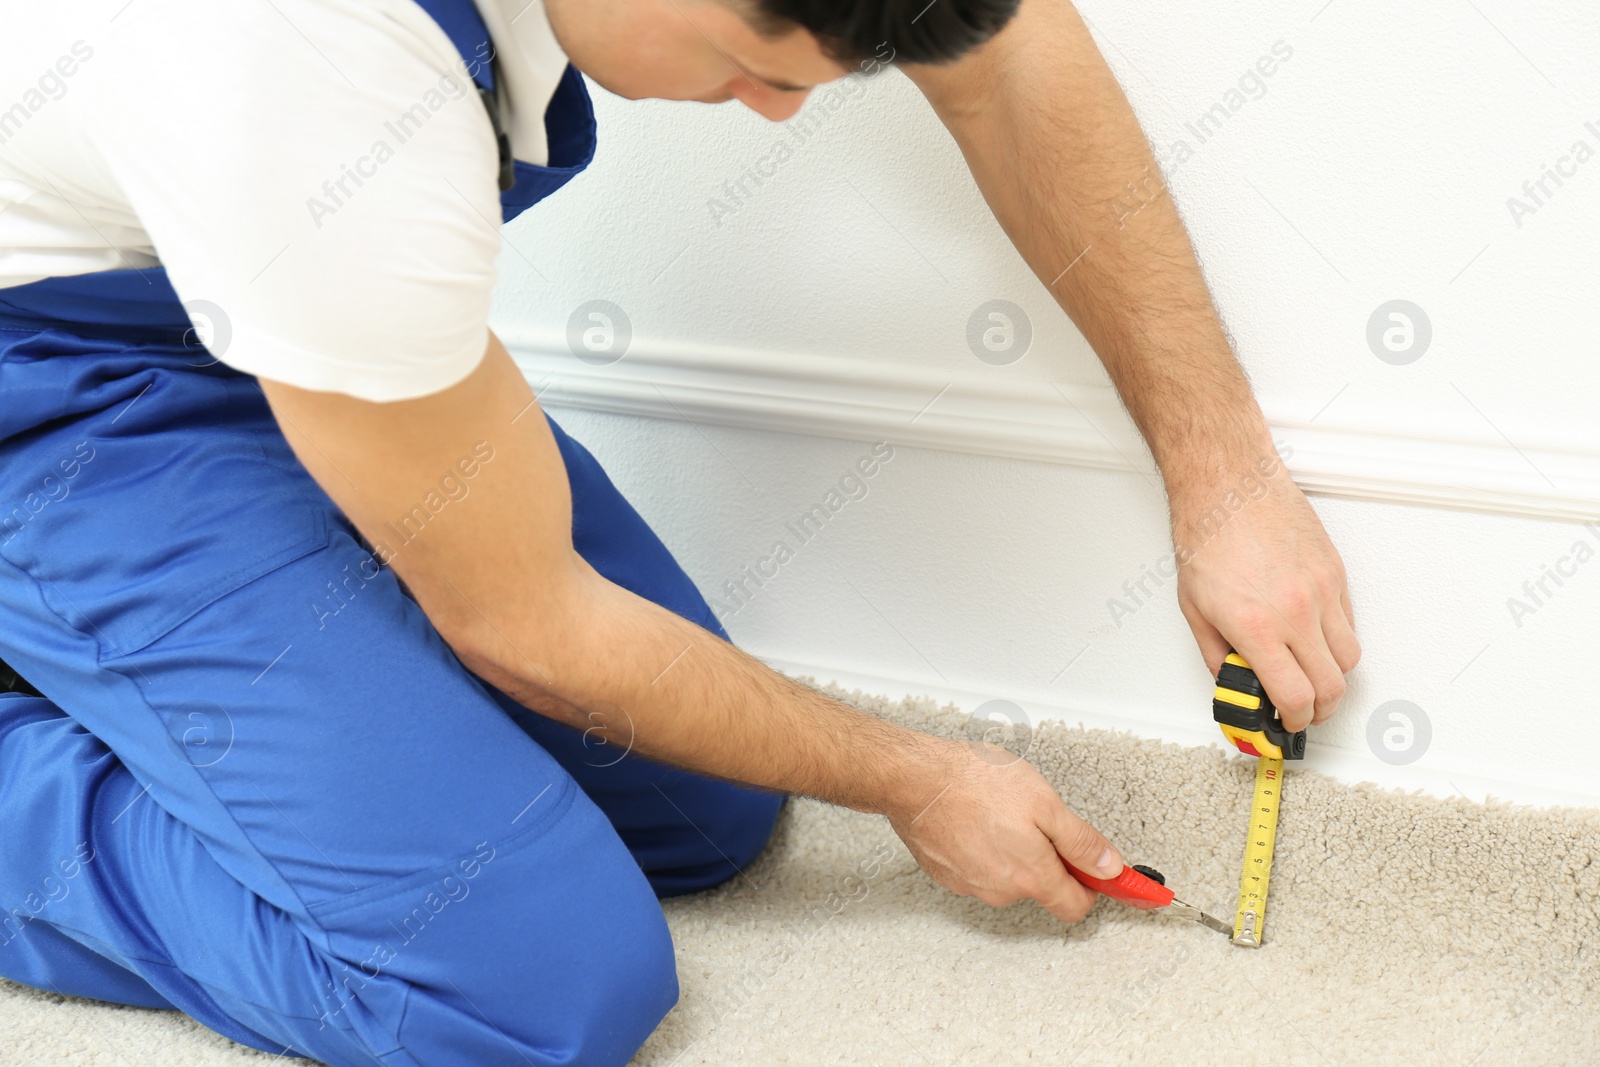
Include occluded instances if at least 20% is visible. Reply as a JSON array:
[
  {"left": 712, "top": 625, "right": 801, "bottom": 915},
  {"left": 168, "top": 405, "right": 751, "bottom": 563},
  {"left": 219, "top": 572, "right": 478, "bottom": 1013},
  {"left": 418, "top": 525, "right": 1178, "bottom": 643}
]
[{"left": 0, "top": 376, "right": 333, "bottom": 656}]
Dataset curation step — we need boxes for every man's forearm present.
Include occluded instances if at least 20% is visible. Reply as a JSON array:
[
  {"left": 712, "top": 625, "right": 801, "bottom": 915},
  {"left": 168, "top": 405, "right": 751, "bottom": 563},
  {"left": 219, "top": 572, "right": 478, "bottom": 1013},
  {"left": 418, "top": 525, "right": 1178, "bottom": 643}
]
[
  {"left": 263, "top": 337, "right": 954, "bottom": 821},
  {"left": 907, "top": 0, "right": 1278, "bottom": 503},
  {"left": 455, "top": 563, "right": 952, "bottom": 817},
  {"left": 904, "top": 0, "right": 1359, "bottom": 724}
]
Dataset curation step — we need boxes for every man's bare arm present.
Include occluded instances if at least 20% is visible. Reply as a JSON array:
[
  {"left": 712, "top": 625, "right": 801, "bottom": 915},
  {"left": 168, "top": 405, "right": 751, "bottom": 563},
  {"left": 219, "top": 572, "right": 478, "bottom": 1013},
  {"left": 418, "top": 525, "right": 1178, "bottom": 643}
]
[
  {"left": 904, "top": 0, "right": 1360, "bottom": 728},
  {"left": 259, "top": 334, "right": 1126, "bottom": 920}
]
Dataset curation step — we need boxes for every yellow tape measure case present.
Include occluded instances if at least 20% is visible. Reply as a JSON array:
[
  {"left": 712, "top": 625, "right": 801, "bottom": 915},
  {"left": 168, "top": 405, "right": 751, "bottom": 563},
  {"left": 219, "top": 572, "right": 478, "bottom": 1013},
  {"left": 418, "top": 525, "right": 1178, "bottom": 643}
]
[{"left": 1212, "top": 652, "right": 1306, "bottom": 761}]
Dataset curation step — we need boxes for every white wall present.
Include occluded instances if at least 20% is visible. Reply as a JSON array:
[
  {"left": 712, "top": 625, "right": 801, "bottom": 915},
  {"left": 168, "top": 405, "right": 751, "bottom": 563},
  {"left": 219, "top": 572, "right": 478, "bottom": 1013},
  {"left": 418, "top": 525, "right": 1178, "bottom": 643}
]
[{"left": 490, "top": 0, "right": 1600, "bottom": 807}]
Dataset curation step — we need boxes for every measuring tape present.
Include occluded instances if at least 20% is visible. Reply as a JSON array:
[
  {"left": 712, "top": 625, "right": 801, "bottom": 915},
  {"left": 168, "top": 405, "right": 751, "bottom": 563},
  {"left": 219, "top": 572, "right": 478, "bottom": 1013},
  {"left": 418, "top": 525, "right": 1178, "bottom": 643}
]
[
  {"left": 1231, "top": 755, "right": 1281, "bottom": 946},
  {"left": 1212, "top": 651, "right": 1303, "bottom": 947}
]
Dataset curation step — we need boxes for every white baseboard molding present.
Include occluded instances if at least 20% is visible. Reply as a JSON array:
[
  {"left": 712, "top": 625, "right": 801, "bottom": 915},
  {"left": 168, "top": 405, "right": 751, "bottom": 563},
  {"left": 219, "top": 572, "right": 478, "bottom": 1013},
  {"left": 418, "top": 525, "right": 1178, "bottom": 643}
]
[
  {"left": 503, "top": 332, "right": 1600, "bottom": 524},
  {"left": 757, "top": 653, "right": 1600, "bottom": 812}
]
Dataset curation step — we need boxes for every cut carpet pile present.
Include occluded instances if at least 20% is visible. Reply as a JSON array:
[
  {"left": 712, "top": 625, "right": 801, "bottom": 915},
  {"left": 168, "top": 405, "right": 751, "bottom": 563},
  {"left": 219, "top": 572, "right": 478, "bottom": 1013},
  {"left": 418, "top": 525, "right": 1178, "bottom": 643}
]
[{"left": 2, "top": 682, "right": 1596, "bottom": 1065}]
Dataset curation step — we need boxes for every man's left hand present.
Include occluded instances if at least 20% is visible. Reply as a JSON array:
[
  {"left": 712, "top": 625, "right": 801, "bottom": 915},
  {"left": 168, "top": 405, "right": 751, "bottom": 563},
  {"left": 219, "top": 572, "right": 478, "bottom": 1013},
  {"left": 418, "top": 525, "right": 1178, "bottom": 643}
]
[{"left": 1171, "top": 463, "right": 1360, "bottom": 732}]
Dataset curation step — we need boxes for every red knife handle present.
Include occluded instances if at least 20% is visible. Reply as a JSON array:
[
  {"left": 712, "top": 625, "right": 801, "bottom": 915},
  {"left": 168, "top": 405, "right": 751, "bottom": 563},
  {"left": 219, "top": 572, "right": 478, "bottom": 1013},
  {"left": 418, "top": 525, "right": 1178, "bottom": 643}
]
[{"left": 1065, "top": 863, "right": 1175, "bottom": 910}]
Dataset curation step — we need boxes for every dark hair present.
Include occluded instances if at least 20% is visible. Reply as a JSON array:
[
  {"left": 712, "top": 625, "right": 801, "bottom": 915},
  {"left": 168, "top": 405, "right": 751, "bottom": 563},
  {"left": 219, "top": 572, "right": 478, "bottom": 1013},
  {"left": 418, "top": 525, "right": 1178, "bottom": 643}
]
[{"left": 746, "top": 0, "right": 1020, "bottom": 66}]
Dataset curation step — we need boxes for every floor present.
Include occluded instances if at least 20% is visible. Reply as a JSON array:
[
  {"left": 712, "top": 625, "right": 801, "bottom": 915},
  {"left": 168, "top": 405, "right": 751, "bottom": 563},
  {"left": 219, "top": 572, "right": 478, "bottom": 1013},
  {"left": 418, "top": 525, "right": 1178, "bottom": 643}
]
[{"left": 2, "top": 684, "right": 1597, "bottom": 1065}]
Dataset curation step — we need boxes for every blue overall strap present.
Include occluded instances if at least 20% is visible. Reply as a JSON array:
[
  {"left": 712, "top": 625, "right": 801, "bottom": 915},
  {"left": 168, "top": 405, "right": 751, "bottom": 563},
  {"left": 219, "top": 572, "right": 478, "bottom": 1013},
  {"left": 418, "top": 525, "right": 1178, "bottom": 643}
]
[
  {"left": 408, "top": 0, "right": 497, "bottom": 92},
  {"left": 408, "top": 0, "right": 596, "bottom": 222}
]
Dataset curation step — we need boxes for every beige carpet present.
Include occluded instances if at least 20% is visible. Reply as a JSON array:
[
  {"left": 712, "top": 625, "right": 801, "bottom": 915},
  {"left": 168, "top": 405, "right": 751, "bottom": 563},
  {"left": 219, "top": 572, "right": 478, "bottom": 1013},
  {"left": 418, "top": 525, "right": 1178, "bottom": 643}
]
[{"left": 2, "top": 683, "right": 1597, "bottom": 1066}]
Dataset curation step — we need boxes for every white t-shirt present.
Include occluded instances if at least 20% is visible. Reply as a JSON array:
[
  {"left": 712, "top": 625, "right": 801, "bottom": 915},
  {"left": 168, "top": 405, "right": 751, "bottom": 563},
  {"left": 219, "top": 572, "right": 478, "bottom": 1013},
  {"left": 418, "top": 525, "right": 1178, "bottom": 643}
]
[{"left": 0, "top": 0, "right": 570, "bottom": 401}]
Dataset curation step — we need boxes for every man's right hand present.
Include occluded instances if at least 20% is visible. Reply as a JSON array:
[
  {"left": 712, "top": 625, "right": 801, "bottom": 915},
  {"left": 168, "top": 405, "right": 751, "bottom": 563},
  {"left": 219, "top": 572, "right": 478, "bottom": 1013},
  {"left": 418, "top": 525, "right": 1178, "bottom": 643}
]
[{"left": 888, "top": 739, "right": 1124, "bottom": 923}]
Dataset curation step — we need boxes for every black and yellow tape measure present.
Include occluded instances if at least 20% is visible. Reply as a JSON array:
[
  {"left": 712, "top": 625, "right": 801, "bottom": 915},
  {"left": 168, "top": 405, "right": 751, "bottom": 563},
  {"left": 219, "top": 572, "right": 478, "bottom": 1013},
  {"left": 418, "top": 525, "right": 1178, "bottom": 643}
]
[
  {"left": 1212, "top": 651, "right": 1305, "bottom": 761},
  {"left": 1211, "top": 651, "right": 1302, "bottom": 947}
]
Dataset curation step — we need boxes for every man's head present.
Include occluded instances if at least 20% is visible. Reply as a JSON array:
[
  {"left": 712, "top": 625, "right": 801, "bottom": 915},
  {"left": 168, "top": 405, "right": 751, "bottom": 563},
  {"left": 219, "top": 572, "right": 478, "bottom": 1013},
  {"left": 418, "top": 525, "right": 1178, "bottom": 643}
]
[{"left": 543, "top": 0, "right": 1020, "bottom": 121}]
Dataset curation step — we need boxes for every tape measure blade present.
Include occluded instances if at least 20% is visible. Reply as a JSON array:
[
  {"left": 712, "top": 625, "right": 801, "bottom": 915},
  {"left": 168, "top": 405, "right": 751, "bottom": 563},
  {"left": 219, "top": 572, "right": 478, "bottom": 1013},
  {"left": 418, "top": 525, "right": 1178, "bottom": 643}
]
[{"left": 1232, "top": 755, "right": 1283, "bottom": 947}]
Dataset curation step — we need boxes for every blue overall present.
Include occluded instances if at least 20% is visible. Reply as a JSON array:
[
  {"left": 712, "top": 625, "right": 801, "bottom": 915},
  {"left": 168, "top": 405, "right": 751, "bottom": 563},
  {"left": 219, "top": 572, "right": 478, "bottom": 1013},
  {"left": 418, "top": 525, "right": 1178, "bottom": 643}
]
[{"left": 0, "top": 5, "right": 782, "bottom": 1064}]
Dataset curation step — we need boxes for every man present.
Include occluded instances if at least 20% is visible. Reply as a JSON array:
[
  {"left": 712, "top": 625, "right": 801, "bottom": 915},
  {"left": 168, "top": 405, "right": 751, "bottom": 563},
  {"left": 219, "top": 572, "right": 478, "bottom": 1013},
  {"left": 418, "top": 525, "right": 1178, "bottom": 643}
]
[{"left": 0, "top": 0, "right": 1358, "bottom": 1063}]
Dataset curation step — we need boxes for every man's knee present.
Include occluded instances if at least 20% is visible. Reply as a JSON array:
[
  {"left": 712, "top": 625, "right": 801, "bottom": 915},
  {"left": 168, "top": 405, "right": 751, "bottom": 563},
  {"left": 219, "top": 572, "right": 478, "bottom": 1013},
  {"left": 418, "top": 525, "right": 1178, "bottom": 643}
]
[
  {"left": 716, "top": 787, "right": 786, "bottom": 871},
  {"left": 649, "top": 786, "right": 786, "bottom": 897}
]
